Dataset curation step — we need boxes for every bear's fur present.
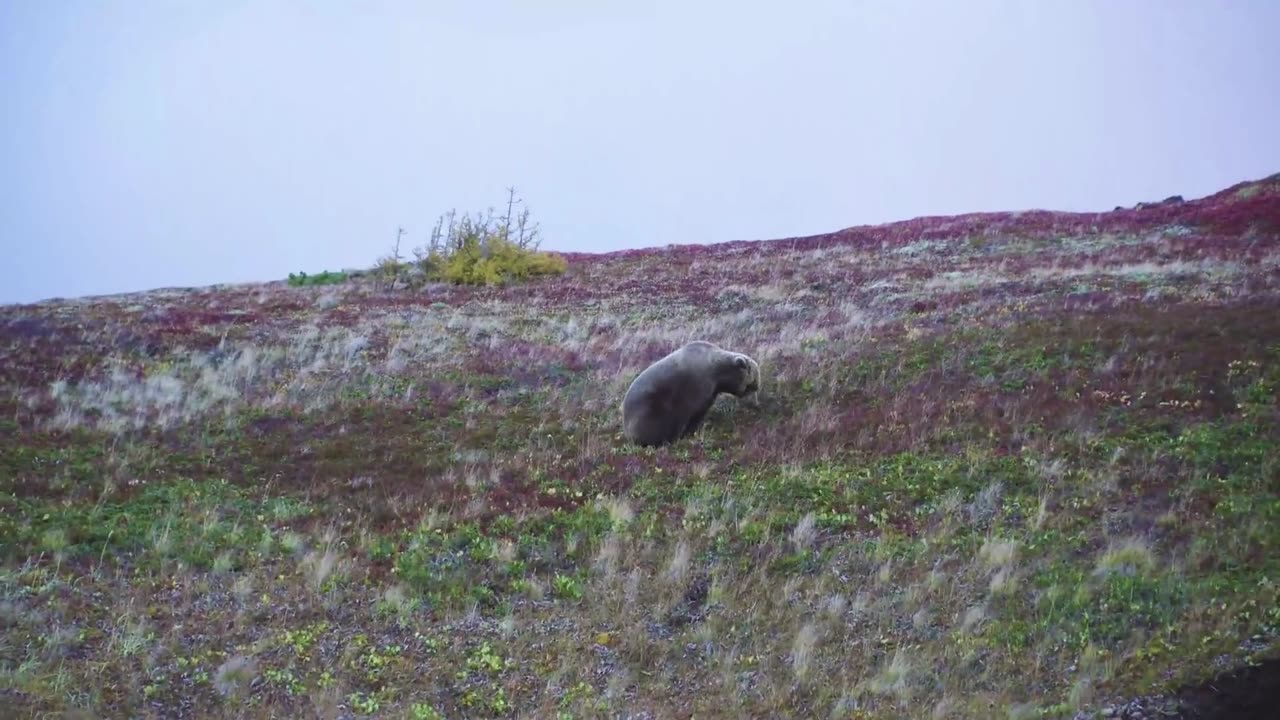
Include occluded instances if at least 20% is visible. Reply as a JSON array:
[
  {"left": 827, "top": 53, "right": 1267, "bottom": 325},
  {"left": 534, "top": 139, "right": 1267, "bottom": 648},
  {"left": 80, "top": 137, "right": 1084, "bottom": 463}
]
[{"left": 621, "top": 340, "right": 761, "bottom": 447}]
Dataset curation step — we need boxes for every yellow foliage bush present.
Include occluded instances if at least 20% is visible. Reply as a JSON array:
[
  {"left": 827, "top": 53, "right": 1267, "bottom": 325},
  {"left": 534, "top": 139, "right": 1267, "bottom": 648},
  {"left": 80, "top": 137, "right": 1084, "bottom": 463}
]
[
  {"left": 380, "top": 189, "right": 567, "bottom": 288},
  {"left": 439, "top": 234, "right": 567, "bottom": 286}
]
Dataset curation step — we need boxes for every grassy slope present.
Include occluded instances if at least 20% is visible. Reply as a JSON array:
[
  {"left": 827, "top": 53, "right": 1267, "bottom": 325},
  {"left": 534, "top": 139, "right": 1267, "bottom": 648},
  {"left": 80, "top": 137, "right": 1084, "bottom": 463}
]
[{"left": 2, "top": 175, "right": 1279, "bottom": 719}]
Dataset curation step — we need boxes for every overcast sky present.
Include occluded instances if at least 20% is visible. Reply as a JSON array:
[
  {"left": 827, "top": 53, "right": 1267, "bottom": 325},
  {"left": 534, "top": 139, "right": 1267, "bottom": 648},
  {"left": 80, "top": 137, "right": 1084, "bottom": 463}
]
[{"left": 2, "top": 1, "right": 1278, "bottom": 305}]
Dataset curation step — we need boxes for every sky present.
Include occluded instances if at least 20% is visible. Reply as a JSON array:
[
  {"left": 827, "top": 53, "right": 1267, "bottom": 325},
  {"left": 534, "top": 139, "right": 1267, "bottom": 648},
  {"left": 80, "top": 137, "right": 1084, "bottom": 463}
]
[{"left": 2, "top": 0, "right": 1278, "bottom": 305}]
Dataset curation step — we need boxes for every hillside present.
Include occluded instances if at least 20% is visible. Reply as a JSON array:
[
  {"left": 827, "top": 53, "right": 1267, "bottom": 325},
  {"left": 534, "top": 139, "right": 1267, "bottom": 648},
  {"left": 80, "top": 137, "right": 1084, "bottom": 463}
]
[{"left": 2, "top": 174, "right": 1279, "bottom": 719}]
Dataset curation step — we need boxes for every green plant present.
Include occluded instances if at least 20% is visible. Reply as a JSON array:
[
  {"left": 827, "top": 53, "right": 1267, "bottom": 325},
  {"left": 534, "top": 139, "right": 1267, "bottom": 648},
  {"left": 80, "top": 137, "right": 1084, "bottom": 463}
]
[
  {"left": 287, "top": 269, "right": 348, "bottom": 287},
  {"left": 349, "top": 691, "right": 380, "bottom": 715},
  {"left": 465, "top": 641, "right": 509, "bottom": 674},
  {"left": 410, "top": 704, "right": 445, "bottom": 720},
  {"left": 551, "top": 572, "right": 583, "bottom": 601},
  {"left": 263, "top": 667, "right": 304, "bottom": 695}
]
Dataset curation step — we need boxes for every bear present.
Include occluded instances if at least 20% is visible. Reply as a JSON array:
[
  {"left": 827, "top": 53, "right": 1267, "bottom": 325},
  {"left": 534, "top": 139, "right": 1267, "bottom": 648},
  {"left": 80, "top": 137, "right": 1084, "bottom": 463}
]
[{"left": 621, "top": 340, "right": 761, "bottom": 447}]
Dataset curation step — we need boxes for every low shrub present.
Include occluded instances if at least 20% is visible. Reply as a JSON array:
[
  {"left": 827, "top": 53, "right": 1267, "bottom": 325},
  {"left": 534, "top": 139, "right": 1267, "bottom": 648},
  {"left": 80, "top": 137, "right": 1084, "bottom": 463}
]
[
  {"left": 436, "top": 229, "right": 568, "bottom": 286},
  {"left": 287, "top": 269, "right": 348, "bottom": 287},
  {"left": 377, "top": 187, "right": 568, "bottom": 289}
]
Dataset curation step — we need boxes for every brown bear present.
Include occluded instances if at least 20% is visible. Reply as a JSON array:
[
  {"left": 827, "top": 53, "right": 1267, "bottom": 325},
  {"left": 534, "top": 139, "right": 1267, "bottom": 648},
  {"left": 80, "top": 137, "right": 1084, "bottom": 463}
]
[{"left": 621, "top": 340, "right": 761, "bottom": 447}]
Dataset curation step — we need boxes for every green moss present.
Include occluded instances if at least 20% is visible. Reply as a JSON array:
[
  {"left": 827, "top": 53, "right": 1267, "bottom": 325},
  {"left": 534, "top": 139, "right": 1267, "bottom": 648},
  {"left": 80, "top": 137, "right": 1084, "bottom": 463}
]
[{"left": 0, "top": 478, "right": 314, "bottom": 569}]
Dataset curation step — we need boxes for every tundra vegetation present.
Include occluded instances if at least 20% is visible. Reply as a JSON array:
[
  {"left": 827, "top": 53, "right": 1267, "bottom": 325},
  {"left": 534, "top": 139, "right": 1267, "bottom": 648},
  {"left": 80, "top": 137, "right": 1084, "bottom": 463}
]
[{"left": 1, "top": 175, "right": 1278, "bottom": 719}]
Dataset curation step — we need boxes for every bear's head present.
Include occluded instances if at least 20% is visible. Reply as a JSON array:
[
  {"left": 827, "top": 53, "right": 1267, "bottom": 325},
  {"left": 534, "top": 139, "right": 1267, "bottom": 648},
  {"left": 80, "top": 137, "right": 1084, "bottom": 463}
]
[{"left": 728, "top": 352, "right": 761, "bottom": 408}]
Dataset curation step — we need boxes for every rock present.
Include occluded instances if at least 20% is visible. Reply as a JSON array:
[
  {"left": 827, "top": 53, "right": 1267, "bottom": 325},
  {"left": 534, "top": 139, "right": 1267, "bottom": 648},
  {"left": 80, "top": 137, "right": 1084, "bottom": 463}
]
[{"left": 1134, "top": 195, "right": 1183, "bottom": 211}]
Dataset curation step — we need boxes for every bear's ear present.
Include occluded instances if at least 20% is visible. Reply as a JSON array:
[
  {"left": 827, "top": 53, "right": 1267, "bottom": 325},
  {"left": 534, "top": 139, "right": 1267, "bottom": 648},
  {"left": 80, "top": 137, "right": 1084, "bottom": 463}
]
[{"left": 735, "top": 356, "right": 748, "bottom": 369}]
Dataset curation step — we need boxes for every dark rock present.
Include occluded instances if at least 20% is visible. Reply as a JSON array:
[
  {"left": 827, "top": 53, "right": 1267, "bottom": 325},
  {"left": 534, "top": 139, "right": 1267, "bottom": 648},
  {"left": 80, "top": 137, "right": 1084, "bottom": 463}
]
[
  {"left": 1173, "top": 655, "right": 1280, "bottom": 719},
  {"left": 1133, "top": 195, "right": 1184, "bottom": 211}
]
